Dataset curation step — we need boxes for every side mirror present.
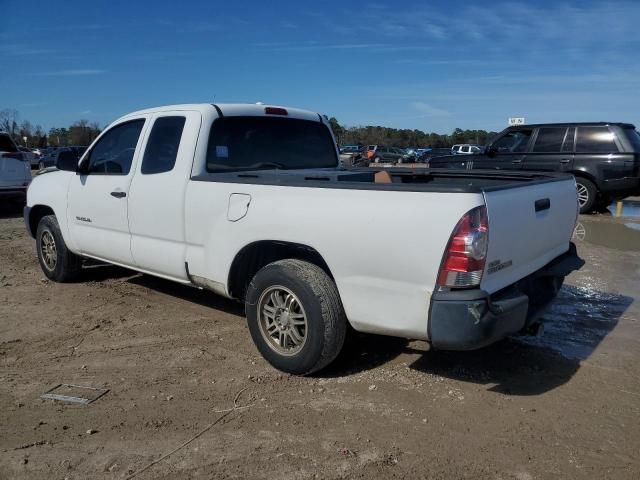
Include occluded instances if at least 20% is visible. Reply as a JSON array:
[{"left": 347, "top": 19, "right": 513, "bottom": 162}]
[
  {"left": 56, "top": 152, "right": 80, "bottom": 172},
  {"left": 485, "top": 145, "right": 498, "bottom": 157}
]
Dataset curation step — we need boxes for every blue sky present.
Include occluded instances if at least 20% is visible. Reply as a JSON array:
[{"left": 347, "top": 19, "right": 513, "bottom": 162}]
[{"left": 1, "top": 0, "right": 639, "bottom": 133}]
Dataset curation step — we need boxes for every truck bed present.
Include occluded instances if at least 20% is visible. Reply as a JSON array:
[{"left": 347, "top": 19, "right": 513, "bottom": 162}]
[{"left": 191, "top": 168, "right": 574, "bottom": 193}]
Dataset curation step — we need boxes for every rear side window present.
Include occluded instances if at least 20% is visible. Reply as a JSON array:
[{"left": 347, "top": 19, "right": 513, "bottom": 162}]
[
  {"left": 86, "top": 120, "right": 145, "bottom": 175},
  {"left": 532, "top": 127, "right": 567, "bottom": 152},
  {"left": 206, "top": 117, "right": 337, "bottom": 172},
  {"left": 141, "top": 116, "right": 186, "bottom": 174},
  {"left": 0, "top": 134, "right": 18, "bottom": 152},
  {"left": 576, "top": 126, "right": 619, "bottom": 153}
]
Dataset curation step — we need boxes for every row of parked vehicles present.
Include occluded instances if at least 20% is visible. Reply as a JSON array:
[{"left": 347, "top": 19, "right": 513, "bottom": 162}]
[
  {"left": 0, "top": 132, "right": 87, "bottom": 203},
  {"left": 341, "top": 122, "right": 640, "bottom": 214},
  {"left": 339, "top": 143, "right": 484, "bottom": 166}
]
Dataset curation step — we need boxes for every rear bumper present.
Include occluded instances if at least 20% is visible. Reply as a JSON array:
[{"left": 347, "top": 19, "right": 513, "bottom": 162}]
[
  {"left": 0, "top": 186, "right": 27, "bottom": 200},
  {"left": 600, "top": 177, "right": 640, "bottom": 196},
  {"left": 428, "top": 243, "right": 584, "bottom": 350}
]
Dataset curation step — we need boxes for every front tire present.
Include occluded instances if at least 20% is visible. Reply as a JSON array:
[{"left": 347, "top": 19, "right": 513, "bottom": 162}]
[
  {"left": 36, "top": 215, "right": 82, "bottom": 282},
  {"left": 576, "top": 177, "right": 597, "bottom": 214},
  {"left": 245, "top": 259, "right": 347, "bottom": 375}
]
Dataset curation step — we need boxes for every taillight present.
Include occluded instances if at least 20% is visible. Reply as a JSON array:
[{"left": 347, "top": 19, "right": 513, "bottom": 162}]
[
  {"left": 437, "top": 205, "right": 489, "bottom": 289},
  {"left": 265, "top": 107, "right": 288, "bottom": 115}
]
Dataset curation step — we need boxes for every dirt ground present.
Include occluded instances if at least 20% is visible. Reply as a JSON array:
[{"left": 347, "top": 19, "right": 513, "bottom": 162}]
[{"left": 1, "top": 202, "right": 639, "bottom": 479}]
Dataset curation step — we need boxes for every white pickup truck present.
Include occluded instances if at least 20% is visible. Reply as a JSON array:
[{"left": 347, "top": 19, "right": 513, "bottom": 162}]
[{"left": 24, "top": 103, "right": 583, "bottom": 374}]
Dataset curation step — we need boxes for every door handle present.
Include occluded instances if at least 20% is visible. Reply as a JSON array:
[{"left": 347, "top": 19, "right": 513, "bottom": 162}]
[
  {"left": 535, "top": 198, "right": 551, "bottom": 212},
  {"left": 511, "top": 159, "right": 522, "bottom": 164},
  {"left": 110, "top": 191, "right": 126, "bottom": 198},
  {"left": 560, "top": 158, "right": 571, "bottom": 163}
]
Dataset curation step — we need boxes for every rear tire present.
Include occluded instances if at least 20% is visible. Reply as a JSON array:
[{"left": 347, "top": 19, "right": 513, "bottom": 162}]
[
  {"left": 575, "top": 177, "right": 597, "bottom": 214},
  {"left": 36, "top": 215, "right": 82, "bottom": 282},
  {"left": 245, "top": 259, "right": 347, "bottom": 375}
]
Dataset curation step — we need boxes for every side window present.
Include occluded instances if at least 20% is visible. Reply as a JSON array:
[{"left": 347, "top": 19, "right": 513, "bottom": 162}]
[
  {"left": 85, "top": 120, "right": 145, "bottom": 175},
  {"left": 576, "top": 126, "right": 619, "bottom": 153},
  {"left": 492, "top": 129, "right": 533, "bottom": 153},
  {"left": 532, "top": 127, "right": 567, "bottom": 152},
  {"left": 141, "top": 116, "right": 186, "bottom": 174},
  {"left": 561, "top": 127, "right": 575, "bottom": 152}
]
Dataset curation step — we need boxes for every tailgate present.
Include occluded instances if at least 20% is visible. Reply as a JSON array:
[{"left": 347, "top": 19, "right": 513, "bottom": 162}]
[
  {"left": 0, "top": 154, "right": 27, "bottom": 187},
  {"left": 480, "top": 177, "right": 578, "bottom": 294}
]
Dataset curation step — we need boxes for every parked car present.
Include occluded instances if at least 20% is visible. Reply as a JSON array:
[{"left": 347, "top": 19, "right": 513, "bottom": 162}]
[
  {"left": 369, "top": 146, "right": 406, "bottom": 164},
  {"left": 25, "top": 103, "right": 583, "bottom": 374},
  {"left": 429, "top": 123, "right": 640, "bottom": 213},
  {"left": 38, "top": 146, "right": 87, "bottom": 170},
  {"left": 0, "top": 132, "right": 31, "bottom": 203},
  {"left": 339, "top": 145, "right": 365, "bottom": 166},
  {"left": 452, "top": 144, "right": 482, "bottom": 155},
  {"left": 18, "top": 146, "right": 38, "bottom": 167}
]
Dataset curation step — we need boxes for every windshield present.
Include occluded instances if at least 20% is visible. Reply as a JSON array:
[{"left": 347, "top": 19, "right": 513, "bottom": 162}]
[
  {"left": 0, "top": 134, "right": 18, "bottom": 153},
  {"left": 206, "top": 116, "right": 337, "bottom": 172}
]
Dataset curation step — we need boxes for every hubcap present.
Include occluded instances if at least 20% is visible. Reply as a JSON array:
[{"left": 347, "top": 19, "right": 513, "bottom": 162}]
[
  {"left": 257, "top": 286, "right": 308, "bottom": 356},
  {"left": 576, "top": 183, "right": 589, "bottom": 207},
  {"left": 40, "top": 230, "right": 57, "bottom": 270}
]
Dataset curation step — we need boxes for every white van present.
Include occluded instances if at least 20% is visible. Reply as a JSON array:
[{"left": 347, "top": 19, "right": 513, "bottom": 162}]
[{"left": 0, "top": 132, "right": 32, "bottom": 202}]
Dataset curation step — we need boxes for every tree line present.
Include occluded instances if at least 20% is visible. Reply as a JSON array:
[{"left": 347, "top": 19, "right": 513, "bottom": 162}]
[
  {"left": 327, "top": 117, "right": 498, "bottom": 148},
  {"left": 0, "top": 109, "right": 102, "bottom": 148}
]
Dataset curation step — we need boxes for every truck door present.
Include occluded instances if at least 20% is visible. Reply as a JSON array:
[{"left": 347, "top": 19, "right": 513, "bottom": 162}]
[
  {"left": 127, "top": 111, "right": 202, "bottom": 279},
  {"left": 522, "top": 127, "right": 574, "bottom": 172},
  {"left": 478, "top": 128, "right": 533, "bottom": 170},
  {"left": 67, "top": 118, "right": 147, "bottom": 265}
]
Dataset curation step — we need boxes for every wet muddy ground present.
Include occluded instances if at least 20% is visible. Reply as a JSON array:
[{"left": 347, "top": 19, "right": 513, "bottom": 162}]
[{"left": 1, "top": 201, "right": 639, "bottom": 479}]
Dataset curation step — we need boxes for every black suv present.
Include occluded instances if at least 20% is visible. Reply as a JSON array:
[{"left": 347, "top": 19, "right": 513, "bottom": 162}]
[{"left": 428, "top": 123, "right": 640, "bottom": 213}]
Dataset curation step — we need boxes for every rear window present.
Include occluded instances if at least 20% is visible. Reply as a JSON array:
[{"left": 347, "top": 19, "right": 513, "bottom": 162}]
[
  {"left": 0, "top": 134, "right": 18, "bottom": 153},
  {"left": 576, "top": 126, "right": 619, "bottom": 153},
  {"left": 206, "top": 117, "right": 337, "bottom": 172},
  {"left": 624, "top": 128, "right": 640, "bottom": 151}
]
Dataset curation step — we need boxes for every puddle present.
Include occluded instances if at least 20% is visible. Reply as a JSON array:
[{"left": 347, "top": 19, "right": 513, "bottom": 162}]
[
  {"left": 607, "top": 199, "right": 640, "bottom": 218},
  {"left": 573, "top": 219, "right": 640, "bottom": 251},
  {"left": 519, "top": 286, "right": 631, "bottom": 360}
]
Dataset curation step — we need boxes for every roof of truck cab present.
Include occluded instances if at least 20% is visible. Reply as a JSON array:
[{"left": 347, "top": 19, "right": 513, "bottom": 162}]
[
  {"left": 119, "top": 103, "right": 322, "bottom": 122},
  {"left": 507, "top": 122, "right": 635, "bottom": 129}
]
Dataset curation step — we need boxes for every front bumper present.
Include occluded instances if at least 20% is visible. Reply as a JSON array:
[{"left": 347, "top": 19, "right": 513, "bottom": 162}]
[{"left": 428, "top": 243, "right": 584, "bottom": 350}]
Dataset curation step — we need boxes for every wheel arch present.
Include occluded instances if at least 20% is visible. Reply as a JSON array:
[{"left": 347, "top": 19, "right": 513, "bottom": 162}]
[
  {"left": 27, "top": 204, "right": 56, "bottom": 239},
  {"left": 227, "top": 240, "right": 334, "bottom": 301},
  {"left": 570, "top": 168, "right": 600, "bottom": 190}
]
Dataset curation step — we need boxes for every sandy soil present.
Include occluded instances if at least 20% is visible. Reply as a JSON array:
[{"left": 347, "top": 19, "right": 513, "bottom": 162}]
[{"left": 1, "top": 203, "right": 639, "bottom": 479}]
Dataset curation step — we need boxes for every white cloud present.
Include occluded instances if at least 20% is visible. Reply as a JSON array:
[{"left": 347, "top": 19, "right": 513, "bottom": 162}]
[
  {"left": 38, "top": 69, "right": 105, "bottom": 76},
  {"left": 409, "top": 102, "right": 451, "bottom": 117}
]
